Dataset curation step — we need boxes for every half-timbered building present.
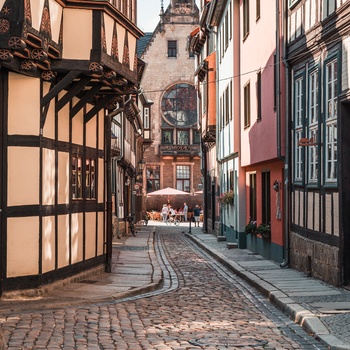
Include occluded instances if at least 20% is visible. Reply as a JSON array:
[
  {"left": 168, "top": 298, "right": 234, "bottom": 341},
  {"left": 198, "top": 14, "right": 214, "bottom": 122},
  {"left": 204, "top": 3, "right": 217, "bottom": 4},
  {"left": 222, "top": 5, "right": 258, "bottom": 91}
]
[
  {"left": 0, "top": 0, "right": 144, "bottom": 295},
  {"left": 288, "top": 0, "right": 350, "bottom": 286}
]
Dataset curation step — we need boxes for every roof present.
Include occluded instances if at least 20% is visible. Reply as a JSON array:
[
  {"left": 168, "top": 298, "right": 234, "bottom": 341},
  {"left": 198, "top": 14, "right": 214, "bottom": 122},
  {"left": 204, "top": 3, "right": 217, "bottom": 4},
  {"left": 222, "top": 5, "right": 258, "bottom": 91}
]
[{"left": 137, "top": 33, "right": 153, "bottom": 57}]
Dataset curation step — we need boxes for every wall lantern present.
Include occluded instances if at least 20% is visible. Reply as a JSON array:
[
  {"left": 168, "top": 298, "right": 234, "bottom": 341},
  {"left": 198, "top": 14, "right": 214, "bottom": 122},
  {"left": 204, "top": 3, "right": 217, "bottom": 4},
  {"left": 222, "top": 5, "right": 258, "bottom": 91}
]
[
  {"left": 125, "top": 177, "right": 130, "bottom": 186},
  {"left": 138, "top": 159, "right": 145, "bottom": 174}
]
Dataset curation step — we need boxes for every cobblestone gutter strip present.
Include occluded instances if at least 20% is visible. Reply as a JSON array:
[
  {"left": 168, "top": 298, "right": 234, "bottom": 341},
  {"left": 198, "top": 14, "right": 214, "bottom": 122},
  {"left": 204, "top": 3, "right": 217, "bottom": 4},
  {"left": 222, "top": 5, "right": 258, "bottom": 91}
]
[{"left": 185, "top": 233, "right": 350, "bottom": 350}]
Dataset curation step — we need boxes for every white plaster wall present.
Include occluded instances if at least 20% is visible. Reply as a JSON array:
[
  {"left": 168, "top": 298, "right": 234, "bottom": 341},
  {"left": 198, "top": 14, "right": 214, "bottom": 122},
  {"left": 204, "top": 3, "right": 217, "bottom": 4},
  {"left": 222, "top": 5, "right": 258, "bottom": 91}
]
[
  {"left": 43, "top": 82, "right": 55, "bottom": 140},
  {"left": 49, "top": 0, "right": 63, "bottom": 43},
  {"left": 98, "top": 158, "right": 104, "bottom": 203},
  {"left": 57, "top": 214, "right": 70, "bottom": 268},
  {"left": 71, "top": 212, "right": 83, "bottom": 264},
  {"left": 8, "top": 73, "right": 40, "bottom": 135},
  {"left": 117, "top": 24, "right": 126, "bottom": 63},
  {"left": 8, "top": 147, "right": 39, "bottom": 206},
  {"left": 58, "top": 93, "right": 70, "bottom": 143},
  {"left": 31, "top": 0, "right": 46, "bottom": 31},
  {"left": 85, "top": 212, "right": 96, "bottom": 259},
  {"left": 63, "top": 9, "right": 92, "bottom": 59},
  {"left": 97, "top": 212, "right": 104, "bottom": 255},
  {"left": 42, "top": 216, "right": 56, "bottom": 273},
  {"left": 58, "top": 152, "right": 70, "bottom": 204},
  {"left": 0, "top": 1, "right": 6, "bottom": 11},
  {"left": 104, "top": 13, "right": 115, "bottom": 58},
  {"left": 86, "top": 115, "right": 97, "bottom": 148},
  {"left": 42, "top": 148, "right": 56, "bottom": 206},
  {"left": 7, "top": 217, "right": 39, "bottom": 277},
  {"left": 128, "top": 33, "right": 137, "bottom": 71},
  {"left": 98, "top": 109, "right": 104, "bottom": 150},
  {"left": 72, "top": 106, "right": 84, "bottom": 146}
]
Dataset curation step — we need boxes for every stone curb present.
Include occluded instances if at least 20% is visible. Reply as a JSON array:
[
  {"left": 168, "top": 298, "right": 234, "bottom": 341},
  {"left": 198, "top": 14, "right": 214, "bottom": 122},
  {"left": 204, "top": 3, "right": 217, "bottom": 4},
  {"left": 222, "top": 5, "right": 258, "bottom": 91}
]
[{"left": 185, "top": 233, "right": 350, "bottom": 350}]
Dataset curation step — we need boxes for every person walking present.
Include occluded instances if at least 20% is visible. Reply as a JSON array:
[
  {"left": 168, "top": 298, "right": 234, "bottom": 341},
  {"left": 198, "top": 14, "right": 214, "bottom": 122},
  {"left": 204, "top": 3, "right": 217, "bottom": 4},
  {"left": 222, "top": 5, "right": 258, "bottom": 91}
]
[
  {"left": 183, "top": 202, "right": 188, "bottom": 222},
  {"left": 193, "top": 205, "right": 201, "bottom": 227},
  {"left": 161, "top": 204, "right": 168, "bottom": 222}
]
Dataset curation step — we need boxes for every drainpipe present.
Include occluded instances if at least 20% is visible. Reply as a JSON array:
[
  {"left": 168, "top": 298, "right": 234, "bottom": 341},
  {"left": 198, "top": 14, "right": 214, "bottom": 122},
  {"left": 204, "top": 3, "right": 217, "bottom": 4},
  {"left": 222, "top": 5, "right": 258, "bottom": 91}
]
[
  {"left": 279, "top": 0, "right": 290, "bottom": 268},
  {"left": 105, "top": 105, "right": 124, "bottom": 273}
]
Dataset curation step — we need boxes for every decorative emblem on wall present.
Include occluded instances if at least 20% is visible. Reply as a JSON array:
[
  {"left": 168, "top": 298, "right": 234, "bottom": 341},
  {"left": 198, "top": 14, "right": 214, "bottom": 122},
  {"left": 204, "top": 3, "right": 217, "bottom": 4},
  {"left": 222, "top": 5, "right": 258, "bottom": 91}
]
[
  {"left": 41, "top": 70, "right": 56, "bottom": 81},
  {"left": 0, "top": 19, "right": 10, "bottom": 33},
  {"left": 31, "top": 49, "right": 48, "bottom": 61},
  {"left": 0, "top": 49, "right": 13, "bottom": 62},
  {"left": 8, "top": 37, "right": 26, "bottom": 50},
  {"left": 89, "top": 62, "right": 103, "bottom": 75},
  {"left": 21, "top": 60, "right": 37, "bottom": 72},
  {"left": 1, "top": 6, "right": 10, "bottom": 15}
]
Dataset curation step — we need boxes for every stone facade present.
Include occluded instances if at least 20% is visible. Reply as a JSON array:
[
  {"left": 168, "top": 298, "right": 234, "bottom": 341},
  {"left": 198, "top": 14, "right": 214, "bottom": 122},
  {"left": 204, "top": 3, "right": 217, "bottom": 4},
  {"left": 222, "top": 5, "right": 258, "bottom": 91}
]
[
  {"left": 138, "top": 1, "right": 201, "bottom": 213},
  {"left": 289, "top": 231, "right": 341, "bottom": 286}
]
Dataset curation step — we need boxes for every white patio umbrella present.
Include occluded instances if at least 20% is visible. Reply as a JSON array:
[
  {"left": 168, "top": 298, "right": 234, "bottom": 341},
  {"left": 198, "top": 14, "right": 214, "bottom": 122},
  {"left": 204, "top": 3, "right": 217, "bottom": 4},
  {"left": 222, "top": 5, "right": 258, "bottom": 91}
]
[{"left": 147, "top": 187, "right": 190, "bottom": 202}]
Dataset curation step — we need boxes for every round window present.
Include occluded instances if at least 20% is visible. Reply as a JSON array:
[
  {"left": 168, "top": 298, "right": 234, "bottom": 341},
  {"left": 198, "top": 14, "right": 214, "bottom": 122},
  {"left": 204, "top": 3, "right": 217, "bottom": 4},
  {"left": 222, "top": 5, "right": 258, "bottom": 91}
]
[{"left": 161, "top": 83, "right": 197, "bottom": 127}]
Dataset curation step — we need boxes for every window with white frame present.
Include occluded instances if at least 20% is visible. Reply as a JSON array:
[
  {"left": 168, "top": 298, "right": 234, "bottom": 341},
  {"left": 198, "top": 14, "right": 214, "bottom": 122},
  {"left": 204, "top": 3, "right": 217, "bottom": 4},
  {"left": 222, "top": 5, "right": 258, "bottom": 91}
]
[
  {"left": 294, "top": 77, "right": 303, "bottom": 181},
  {"left": 325, "top": 59, "right": 337, "bottom": 182},
  {"left": 308, "top": 69, "right": 319, "bottom": 183},
  {"left": 176, "top": 165, "right": 190, "bottom": 192}
]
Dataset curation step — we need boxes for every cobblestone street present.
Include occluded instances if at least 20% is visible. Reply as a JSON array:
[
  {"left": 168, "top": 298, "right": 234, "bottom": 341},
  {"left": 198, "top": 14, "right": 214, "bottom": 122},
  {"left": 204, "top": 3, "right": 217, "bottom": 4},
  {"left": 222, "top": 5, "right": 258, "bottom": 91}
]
[{"left": 0, "top": 227, "right": 331, "bottom": 349}]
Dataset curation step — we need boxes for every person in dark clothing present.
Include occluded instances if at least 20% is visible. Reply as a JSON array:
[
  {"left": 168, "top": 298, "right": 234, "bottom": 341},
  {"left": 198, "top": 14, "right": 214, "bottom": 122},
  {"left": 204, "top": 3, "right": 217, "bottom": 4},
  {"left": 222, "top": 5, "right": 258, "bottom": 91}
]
[{"left": 193, "top": 205, "right": 201, "bottom": 227}]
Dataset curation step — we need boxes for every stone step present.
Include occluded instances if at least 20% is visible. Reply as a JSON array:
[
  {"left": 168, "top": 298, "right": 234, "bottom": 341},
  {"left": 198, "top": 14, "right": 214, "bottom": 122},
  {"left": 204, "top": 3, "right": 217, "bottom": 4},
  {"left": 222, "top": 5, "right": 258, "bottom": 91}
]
[
  {"left": 217, "top": 235, "right": 226, "bottom": 242},
  {"left": 226, "top": 242, "right": 238, "bottom": 249}
]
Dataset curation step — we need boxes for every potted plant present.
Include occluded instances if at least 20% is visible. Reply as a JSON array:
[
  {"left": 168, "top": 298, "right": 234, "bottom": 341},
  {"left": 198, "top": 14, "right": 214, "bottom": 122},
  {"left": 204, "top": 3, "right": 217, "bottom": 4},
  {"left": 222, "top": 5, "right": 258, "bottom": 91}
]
[
  {"left": 256, "top": 223, "right": 271, "bottom": 239},
  {"left": 244, "top": 221, "right": 257, "bottom": 234},
  {"left": 219, "top": 190, "right": 234, "bottom": 206}
]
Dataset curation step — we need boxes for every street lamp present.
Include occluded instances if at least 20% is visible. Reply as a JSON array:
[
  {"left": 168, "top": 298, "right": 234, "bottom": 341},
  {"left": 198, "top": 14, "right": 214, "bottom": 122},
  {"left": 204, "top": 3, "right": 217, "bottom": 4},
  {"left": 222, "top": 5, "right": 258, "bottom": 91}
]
[{"left": 138, "top": 159, "right": 145, "bottom": 176}]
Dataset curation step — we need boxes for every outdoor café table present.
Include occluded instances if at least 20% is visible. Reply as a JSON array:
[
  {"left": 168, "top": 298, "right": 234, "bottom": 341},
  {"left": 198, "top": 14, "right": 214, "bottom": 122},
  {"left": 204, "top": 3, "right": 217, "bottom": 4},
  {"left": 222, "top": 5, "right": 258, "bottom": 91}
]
[{"left": 175, "top": 213, "right": 184, "bottom": 222}]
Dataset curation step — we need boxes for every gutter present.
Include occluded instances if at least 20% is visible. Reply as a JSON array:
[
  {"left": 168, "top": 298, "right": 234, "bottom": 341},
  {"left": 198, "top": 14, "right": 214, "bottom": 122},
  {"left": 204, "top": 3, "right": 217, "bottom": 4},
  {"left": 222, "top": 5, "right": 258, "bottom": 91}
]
[
  {"left": 279, "top": 0, "right": 290, "bottom": 268},
  {"left": 105, "top": 102, "right": 127, "bottom": 273}
]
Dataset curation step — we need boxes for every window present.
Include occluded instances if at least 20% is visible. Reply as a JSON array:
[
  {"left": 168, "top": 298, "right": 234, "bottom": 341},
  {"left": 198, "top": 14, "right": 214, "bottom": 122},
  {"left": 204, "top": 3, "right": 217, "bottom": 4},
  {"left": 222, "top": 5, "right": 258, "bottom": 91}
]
[
  {"left": 72, "top": 156, "right": 83, "bottom": 199},
  {"left": 168, "top": 40, "right": 177, "bottom": 58},
  {"left": 176, "top": 165, "right": 190, "bottom": 192},
  {"left": 72, "top": 156, "right": 96, "bottom": 200},
  {"left": 249, "top": 173, "right": 257, "bottom": 221},
  {"left": 143, "top": 107, "right": 150, "bottom": 139},
  {"left": 143, "top": 107, "right": 149, "bottom": 129},
  {"left": 193, "top": 130, "right": 201, "bottom": 144},
  {"left": 225, "top": 85, "right": 229, "bottom": 124},
  {"left": 177, "top": 130, "right": 189, "bottom": 145},
  {"left": 256, "top": 0, "right": 260, "bottom": 20},
  {"left": 86, "top": 159, "right": 96, "bottom": 199},
  {"left": 244, "top": 82, "right": 251, "bottom": 128},
  {"left": 325, "top": 59, "right": 337, "bottom": 182},
  {"left": 224, "top": 11, "right": 229, "bottom": 50},
  {"left": 322, "top": 0, "right": 336, "bottom": 19},
  {"left": 257, "top": 71, "right": 261, "bottom": 120},
  {"left": 146, "top": 166, "right": 160, "bottom": 193},
  {"left": 294, "top": 77, "right": 303, "bottom": 182},
  {"left": 162, "top": 130, "right": 173, "bottom": 144},
  {"left": 308, "top": 70, "right": 319, "bottom": 183},
  {"left": 161, "top": 83, "right": 197, "bottom": 127},
  {"left": 243, "top": 0, "right": 250, "bottom": 38},
  {"left": 262, "top": 171, "right": 271, "bottom": 225}
]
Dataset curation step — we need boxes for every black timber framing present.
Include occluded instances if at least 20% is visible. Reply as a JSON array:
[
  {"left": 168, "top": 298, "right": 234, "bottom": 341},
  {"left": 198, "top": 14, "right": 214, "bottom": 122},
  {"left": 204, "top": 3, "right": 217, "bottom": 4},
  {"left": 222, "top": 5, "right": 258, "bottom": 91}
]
[
  {"left": 41, "top": 71, "right": 81, "bottom": 109},
  {"left": 41, "top": 71, "right": 81, "bottom": 127},
  {"left": 56, "top": 76, "right": 92, "bottom": 112},
  {"left": 84, "top": 94, "right": 115, "bottom": 123},
  {"left": 70, "top": 83, "right": 103, "bottom": 119}
]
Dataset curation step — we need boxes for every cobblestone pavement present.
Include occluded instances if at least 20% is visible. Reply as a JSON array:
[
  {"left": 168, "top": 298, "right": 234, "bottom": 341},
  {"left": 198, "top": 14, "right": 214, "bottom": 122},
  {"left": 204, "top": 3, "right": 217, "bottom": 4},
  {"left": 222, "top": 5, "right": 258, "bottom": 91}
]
[{"left": 0, "top": 228, "right": 331, "bottom": 349}]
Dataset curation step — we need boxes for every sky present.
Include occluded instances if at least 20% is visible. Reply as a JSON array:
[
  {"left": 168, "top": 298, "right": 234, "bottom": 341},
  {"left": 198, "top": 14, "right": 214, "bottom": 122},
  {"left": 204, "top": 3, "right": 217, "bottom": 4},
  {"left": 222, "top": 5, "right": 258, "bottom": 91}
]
[{"left": 137, "top": 0, "right": 199, "bottom": 32}]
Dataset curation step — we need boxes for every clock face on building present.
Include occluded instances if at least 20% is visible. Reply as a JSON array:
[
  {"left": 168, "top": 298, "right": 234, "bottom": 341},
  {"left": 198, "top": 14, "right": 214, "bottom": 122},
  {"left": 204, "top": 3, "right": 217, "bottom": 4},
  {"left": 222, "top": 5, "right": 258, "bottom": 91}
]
[{"left": 161, "top": 83, "right": 197, "bottom": 127}]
